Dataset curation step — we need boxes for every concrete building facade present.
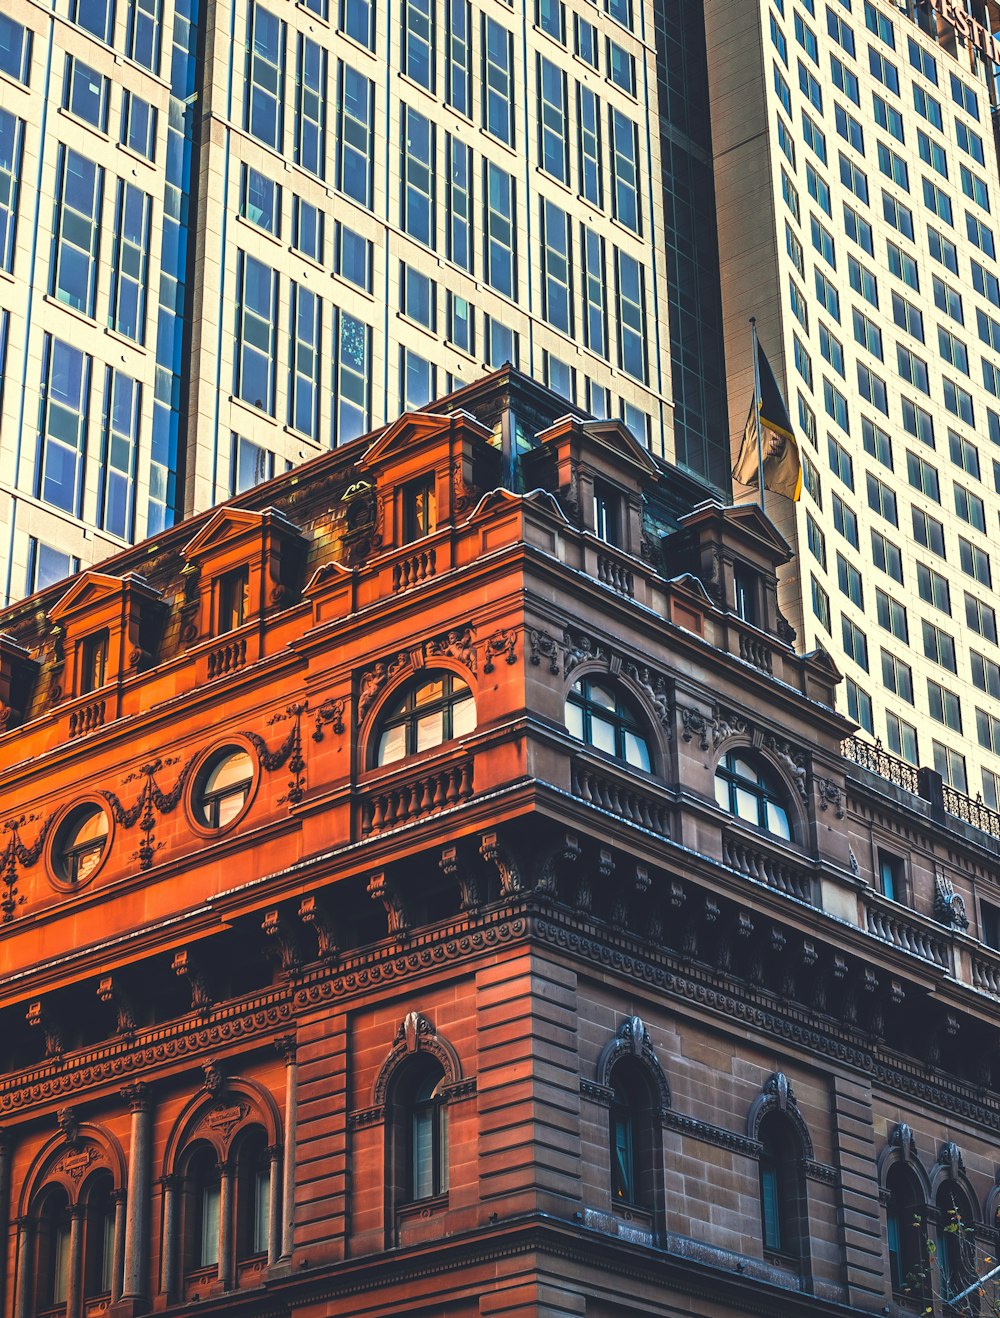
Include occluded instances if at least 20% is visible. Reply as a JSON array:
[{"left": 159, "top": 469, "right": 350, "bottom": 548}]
[
  {"left": 2, "top": 371, "right": 1000, "bottom": 1317},
  {"left": 0, "top": 0, "right": 675, "bottom": 602},
  {"left": 706, "top": 0, "right": 1000, "bottom": 804}
]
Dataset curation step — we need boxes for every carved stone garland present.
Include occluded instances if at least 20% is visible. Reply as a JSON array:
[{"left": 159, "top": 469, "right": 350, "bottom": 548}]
[
  {"left": 527, "top": 626, "right": 674, "bottom": 734},
  {"left": 1, "top": 813, "right": 57, "bottom": 921},
  {"left": 357, "top": 626, "right": 520, "bottom": 723}
]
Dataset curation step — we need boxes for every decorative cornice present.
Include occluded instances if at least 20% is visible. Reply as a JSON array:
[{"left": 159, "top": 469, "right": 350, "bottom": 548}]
[
  {"left": 3, "top": 891, "right": 1000, "bottom": 1137},
  {"left": 0, "top": 994, "right": 295, "bottom": 1112}
]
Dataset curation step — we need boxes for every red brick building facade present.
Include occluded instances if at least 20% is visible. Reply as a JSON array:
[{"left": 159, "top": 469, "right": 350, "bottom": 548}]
[{"left": 1, "top": 371, "right": 1000, "bottom": 1318}]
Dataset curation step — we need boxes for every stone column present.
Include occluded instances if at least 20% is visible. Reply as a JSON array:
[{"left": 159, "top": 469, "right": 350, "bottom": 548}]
[
  {"left": 111, "top": 1189, "right": 126, "bottom": 1303},
  {"left": 275, "top": 1036, "right": 297, "bottom": 1260},
  {"left": 158, "top": 1177, "right": 178, "bottom": 1301},
  {"left": 65, "top": 1204, "right": 84, "bottom": 1318},
  {"left": 121, "top": 1083, "right": 151, "bottom": 1303},
  {"left": 13, "top": 1218, "right": 31, "bottom": 1318},
  {"left": 266, "top": 1147, "right": 281, "bottom": 1266},
  {"left": 217, "top": 1163, "right": 235, "bottom": 1290}
]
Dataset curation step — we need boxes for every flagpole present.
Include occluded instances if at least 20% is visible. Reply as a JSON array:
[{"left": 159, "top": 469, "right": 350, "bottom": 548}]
[{"left": 750, "top": 317, "right": 765, "bottom": 514}]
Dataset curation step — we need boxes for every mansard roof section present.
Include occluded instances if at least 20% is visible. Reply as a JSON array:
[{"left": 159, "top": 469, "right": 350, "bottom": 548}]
[
  {"left": 48, "top": 571, "right": 162, "bottom": 624},
  {"left": 181, "top": 505, "right": 303, "bottom": 562}
]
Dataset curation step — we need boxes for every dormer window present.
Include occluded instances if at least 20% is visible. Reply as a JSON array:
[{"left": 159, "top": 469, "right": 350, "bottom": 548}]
[
  {"left": 217, "top": 566, "right": 249, "bottom": 634},
  {"left": 593, "top": 483, "right": 620, "bottom": 546},
  {"left": 403, "top": 476, "right": 435, "bottom": 543},
  {"left": 80, "top": 630, "right": 109, "bottom": 694}
]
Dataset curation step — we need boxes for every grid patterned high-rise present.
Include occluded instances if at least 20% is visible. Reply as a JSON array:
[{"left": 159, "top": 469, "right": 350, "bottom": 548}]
[
  {"left": 706, "top": 0, "right": 1000, "bottom": 804},
  {"left": 0, "top": 0, "right": 677, "bottom": 602}
]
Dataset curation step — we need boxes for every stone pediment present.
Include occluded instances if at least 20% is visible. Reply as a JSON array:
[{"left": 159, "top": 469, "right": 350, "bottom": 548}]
[
  {"left": 181, "top": 507, "right": 271, "bottom": 560},
  {"left": 359, "top": 410, "right": 492, "bottom": 470},
  {"left": 49, "top": 572, "right": 156, "bottom": 623}
]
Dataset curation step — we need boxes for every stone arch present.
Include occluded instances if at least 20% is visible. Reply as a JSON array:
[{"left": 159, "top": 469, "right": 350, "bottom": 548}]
[
  {"left": 372, "top": 1011, "right": 463, "bottom": 1107},
  {"left": 561, "top": 660, "right": 669, "bottom": 776},
  {"left": 876, "top": 1122, "right": 933, "bottom": 1201},
  {"left": 746, "top": 1072, "right": 814, "bottom": 1160},
  {"left": 930, "top": 1140, "right": 981, "bottom": 1222},
  {"left": 359, "top": 661, "right": 478, "bottom": 769},
  {"left": 596, "top": 1016, "right": 671, "bottom": 1112},
  {"left": 713, "top": 741, "right": 807, "bottom": 842},
  {"left": 161, "top": 1074, "right": 282, "bottom": 1175},
  {"left": 17, "top": 1122, "right": 127, "bottom": 1216}
]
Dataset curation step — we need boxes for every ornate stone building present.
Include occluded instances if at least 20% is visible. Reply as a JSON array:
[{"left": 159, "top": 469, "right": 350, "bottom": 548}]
[{"left": 1, "top": 368, "right": 1000, "bottom": 1318}]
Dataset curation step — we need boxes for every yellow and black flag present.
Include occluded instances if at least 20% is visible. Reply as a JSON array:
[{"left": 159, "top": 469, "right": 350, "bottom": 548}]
[{"left": 732, "top": 336, "right": 802, "bottom": 501}]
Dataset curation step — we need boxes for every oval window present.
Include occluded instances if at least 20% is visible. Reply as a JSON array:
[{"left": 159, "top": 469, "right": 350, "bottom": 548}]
[
  {"left": 193, "top": 747, "right": 254, "bottom": 828},
  {"left": 54, "top": 804, "right": 110, "bottom": 884}
]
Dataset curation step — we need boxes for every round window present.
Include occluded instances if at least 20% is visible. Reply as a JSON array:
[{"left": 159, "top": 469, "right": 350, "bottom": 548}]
[
  {"left": 53, "top": 804, "right": 110, "bottom": 884},
  {"left": 193, "top": 747, "right": 254, "bottom": 829}
]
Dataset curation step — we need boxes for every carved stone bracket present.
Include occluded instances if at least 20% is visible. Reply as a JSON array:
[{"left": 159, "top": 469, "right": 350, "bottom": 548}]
[
  {"left": 262, "top": 909, "right": 301, "bottom": 973},
  {"left": 97, "top": 975, "right": 136, "bottom": 1035},
  {"left": 480, "top": 832, "right": 521, "bottom": 898},
  {"left": 172, "top": 949, "right": 213, "bottom": 1012},
  {"left": 27, "top": 1000, "right": 63, "bottom": 1058},
  {"left": 298, "top": 895, "right": 339, "bottom": 960},
  {"left": 533, "top": 832, "right": 580, "bottom": 898},
  {"left": 440, "top": 845, "right": 479, "bottom": 913},
  {"left": 368, "top": 871, "right": 409, "bottom": 937}
]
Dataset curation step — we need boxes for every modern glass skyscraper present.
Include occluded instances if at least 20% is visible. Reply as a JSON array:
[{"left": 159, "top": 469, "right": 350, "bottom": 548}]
[
  {"left": 0, "top": 0, "right": 676, "bottom": 602},
  {"left": 707, "top": 0, "right": 1000, "bottom": 801}
]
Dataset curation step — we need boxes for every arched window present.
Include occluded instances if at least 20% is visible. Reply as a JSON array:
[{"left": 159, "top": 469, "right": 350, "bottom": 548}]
[
  {"left": 234, "top": 1129, "right": 271, "bottom": 1261},
  {"left": 192, "top": 748, "right": 254, "bottom": 828},
  {"left": 34, "top": 1185, "right": 71, "bottom": 1311},
  {"left": 715, "top": 751, "right": 791, "bottom": 840},
  {"left": 82, "top": 1172, "right": 116, "bottom": 1299},
  {"left": 758, "top": 1112, "right": 806, "bottom": 1261},
  {"left": 373, "top": 674, "right": 474, "bottom": 767},
  {"left": 608, "top": 1059, "right": 656, "bottom": 1209},
  {"left": 936, "top": 1181, "right": 976, "bottom": 1298},
  {"left": 565, "top": 677, "right": 651, "bottom": 770},
  {"left": 388, "top": 1057, "right": 449, "bottom": 1205},
  {"left": 182, "top": 1145, "right": 221, "bottom": 1275},
  {"left": 885, "top": 1163, "right": 926, "bottom": 1296}
]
